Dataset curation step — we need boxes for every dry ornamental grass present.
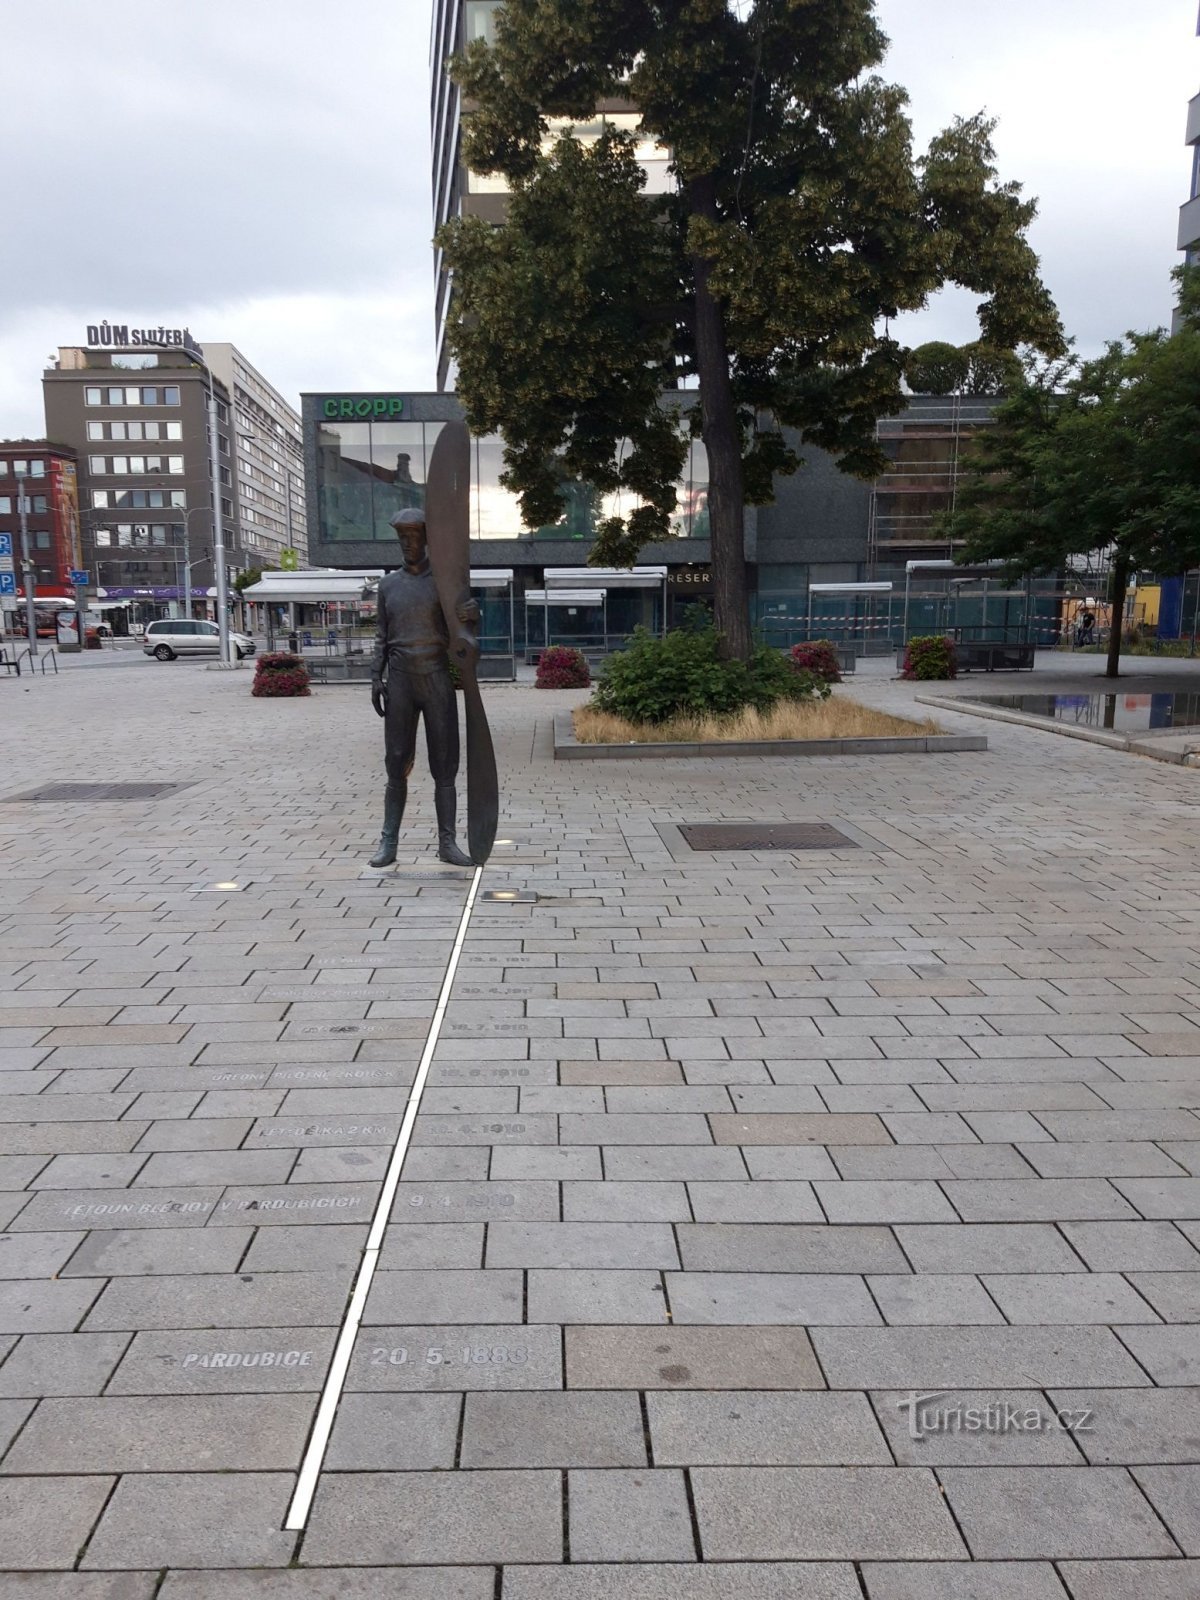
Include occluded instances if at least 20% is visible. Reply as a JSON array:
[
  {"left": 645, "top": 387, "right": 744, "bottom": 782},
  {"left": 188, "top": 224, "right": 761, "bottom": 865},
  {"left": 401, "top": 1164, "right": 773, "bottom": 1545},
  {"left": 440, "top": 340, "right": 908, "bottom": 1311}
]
[{"left": 573, "top": 696, "right": 941, "bottom": 745}]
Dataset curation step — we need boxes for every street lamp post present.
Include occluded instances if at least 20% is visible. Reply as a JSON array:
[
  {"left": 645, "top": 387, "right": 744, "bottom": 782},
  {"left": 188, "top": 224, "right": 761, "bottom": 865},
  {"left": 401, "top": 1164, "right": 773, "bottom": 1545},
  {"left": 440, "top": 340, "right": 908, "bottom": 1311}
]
[{"left": 15, "top": 475, "right": 38, "bottom": 657}]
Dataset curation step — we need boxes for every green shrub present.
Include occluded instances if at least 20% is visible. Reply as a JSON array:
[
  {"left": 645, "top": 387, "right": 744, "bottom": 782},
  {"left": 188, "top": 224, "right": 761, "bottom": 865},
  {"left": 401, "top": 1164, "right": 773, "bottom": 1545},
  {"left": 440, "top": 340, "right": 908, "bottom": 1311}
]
[
  {"left": 593, "top": 626, "right": 828, "bottom": 724},
  {"left": 902, "top": 635, "right": 957, "bottom": 680}
]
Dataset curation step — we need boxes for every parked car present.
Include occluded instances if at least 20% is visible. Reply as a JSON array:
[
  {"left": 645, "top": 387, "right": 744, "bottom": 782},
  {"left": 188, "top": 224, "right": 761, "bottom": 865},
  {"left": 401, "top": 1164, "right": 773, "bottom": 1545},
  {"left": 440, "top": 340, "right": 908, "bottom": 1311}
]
[{"left": 143, "top": 619, "right": 256, "bottom": 661}]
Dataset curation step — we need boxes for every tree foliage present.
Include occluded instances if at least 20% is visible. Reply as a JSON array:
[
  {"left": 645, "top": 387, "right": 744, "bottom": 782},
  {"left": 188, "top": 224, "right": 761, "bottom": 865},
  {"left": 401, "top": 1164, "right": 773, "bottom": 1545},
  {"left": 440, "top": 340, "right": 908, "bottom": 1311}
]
[
  {"left": 439, "top": 0, "right": 1063, "bottom": 657},
  {"left": 944, "top": 268, "right": 1200, "bottom": 677},
  {"left": 904, "top": 340, "right": 1021, "bottom": 395}
]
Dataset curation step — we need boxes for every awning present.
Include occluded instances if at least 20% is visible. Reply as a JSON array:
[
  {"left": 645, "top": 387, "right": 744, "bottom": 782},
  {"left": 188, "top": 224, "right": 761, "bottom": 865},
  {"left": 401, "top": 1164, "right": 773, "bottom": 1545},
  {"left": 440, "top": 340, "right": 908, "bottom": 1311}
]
[
  {"left": 809, "top": 582, "right": 894, "bottom": 595},
  {"left": 542, "top": 566, "right": 666, "bottom": 589},
  {"left": 525, "top": 589, "right": 606, "bottom": 605},
  {"left": 243, "top": 569, "right": 384, "bottom": 602}
]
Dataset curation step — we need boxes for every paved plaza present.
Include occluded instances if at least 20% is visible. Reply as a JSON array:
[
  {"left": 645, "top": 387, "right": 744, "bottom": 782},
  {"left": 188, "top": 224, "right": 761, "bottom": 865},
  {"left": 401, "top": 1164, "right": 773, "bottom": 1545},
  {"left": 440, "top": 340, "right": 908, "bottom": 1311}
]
[{"left": 2, "top": 651, "right": 1200, "bottom": 1596}]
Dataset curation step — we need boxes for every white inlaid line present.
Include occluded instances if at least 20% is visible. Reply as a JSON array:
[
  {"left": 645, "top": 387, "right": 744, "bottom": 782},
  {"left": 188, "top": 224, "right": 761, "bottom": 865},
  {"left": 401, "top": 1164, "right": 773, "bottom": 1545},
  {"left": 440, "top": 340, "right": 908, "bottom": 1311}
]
[{"left": 284, "top": 862, "right": 484, "bottom": 1532}]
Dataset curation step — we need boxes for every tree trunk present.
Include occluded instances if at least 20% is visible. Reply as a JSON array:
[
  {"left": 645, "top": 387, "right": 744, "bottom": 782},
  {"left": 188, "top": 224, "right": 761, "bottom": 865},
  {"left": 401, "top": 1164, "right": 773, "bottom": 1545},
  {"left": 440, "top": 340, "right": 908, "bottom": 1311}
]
[
  {"left": 687, "top": 174, "right": 750, "bottom": 661},
  {"left": 1105, "top": 553, "right": 1129, "bottom": 679}
]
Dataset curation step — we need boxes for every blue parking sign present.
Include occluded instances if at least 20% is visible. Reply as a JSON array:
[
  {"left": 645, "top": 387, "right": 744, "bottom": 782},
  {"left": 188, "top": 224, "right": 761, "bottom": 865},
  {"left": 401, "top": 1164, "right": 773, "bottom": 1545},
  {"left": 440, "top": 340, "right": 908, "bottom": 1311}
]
[
  {"left": 0, "top": 573, "right": 15, "bottom": 595},
  {"left": 69, "top": 569, "right": 89, "bottom": 585},
  {"left": 0, "top": 534, "right": 11, "bottom": 558}
]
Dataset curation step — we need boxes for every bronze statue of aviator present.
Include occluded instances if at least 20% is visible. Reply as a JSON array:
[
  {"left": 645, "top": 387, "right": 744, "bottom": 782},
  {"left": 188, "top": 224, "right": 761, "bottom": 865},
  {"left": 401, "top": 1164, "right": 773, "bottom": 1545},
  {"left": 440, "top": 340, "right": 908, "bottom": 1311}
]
[{"left": 367, "top": 421, "right": 498, "bottom": 869}]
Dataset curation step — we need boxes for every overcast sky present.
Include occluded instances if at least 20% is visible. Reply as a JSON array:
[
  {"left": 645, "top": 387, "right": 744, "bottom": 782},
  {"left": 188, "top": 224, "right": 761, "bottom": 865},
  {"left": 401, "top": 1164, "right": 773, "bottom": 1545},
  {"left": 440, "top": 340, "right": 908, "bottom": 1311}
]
[{"left": 0, "top": 0, "right": 1195, "bottom": 438}]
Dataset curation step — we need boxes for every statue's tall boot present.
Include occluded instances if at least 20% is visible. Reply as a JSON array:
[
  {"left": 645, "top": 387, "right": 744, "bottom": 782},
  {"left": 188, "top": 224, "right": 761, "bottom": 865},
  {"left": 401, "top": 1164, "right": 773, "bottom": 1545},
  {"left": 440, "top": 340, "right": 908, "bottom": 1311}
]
[
  {"left": 368, "top": 781, "right": 406, "bottom": 868},
  {"left": 435, "top": 783, "right": 474, "bottom": 867}
]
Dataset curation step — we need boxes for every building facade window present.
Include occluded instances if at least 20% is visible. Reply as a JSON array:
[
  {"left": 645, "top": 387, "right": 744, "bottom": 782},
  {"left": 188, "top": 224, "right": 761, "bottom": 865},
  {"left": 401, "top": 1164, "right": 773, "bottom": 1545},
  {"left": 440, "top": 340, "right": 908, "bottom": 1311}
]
[
  {"left": 86, "top": 386, "right": 182, "bottom": 407},
  {"left": 0, "top": 497, "right": 10, "bottom": 513}
]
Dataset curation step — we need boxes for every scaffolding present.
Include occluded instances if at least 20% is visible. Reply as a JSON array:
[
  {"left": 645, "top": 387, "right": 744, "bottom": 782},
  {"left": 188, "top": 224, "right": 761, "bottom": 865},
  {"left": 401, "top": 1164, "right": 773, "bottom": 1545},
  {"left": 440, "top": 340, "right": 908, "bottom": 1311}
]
[{"left": 867, "top": 396, "right": 996, "bottom": 576}]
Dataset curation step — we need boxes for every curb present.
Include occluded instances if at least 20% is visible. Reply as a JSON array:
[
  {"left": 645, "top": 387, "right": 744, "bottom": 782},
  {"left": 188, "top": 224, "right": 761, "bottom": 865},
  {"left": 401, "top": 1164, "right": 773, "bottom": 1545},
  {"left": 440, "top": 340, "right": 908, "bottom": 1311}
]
[
  {"left": 915, "top": 694, "right": 1200, "bottom": 766},
  {"left": 553, "top": 713, "right": 987, "bottom": 761}
]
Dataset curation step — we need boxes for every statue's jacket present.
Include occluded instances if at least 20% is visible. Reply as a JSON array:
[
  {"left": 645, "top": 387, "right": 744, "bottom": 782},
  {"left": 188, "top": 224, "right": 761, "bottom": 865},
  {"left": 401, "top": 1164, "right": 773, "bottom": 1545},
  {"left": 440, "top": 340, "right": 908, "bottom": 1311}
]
[{"left": 371, "top": 564, "right": 449, "bottom": 680}]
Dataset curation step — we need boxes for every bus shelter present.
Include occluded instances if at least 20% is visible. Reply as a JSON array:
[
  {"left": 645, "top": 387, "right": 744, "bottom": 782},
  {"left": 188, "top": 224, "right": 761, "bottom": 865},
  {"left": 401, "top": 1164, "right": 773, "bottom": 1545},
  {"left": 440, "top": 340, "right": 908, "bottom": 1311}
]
[
  {"left": 469, "top": 567, "right": 516, "bottom": 680},
  {"left": 524, "top": 589, "right": 607, "bottom": 660},
  {"left": 902, "top": 560, "right": 1038, "bottom": 645},
  {"left": 542, "top": 567, "right": 668, "bottom": 651},
  {"left": 805, "top": 582, "right": 895, "bottom": 653}
]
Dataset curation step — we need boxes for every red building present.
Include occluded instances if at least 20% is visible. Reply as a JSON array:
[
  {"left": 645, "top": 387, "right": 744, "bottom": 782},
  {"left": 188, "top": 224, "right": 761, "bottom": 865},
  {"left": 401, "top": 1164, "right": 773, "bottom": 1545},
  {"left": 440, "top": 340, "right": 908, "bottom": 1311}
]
[{"left": 0, "top": 442, "right": 82, "bottom": 624}]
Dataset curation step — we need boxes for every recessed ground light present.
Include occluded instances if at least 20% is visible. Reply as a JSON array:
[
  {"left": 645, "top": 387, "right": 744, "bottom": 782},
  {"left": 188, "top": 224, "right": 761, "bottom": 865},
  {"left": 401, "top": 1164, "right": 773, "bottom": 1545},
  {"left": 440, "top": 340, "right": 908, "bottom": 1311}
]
[
  {"left": 481, "top": 889, "right": 537, "bottom": 903},
  {"left": 214, "top": 881, "right": 241, "bottom": 890}
]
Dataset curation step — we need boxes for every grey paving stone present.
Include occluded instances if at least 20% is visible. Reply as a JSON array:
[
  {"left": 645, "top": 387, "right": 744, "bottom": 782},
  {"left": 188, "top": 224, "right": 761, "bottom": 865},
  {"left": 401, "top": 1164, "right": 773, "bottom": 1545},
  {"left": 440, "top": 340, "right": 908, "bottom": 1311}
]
[
  {"left": 942, "top": 1179, "right": 1136, "bottom": 1222},
  {"left": 563, "top": 1181, "right": 691, "bottom": 1222},
  {"left": 1049, "top": 1386, "right": 1200, "bottom": 1465},
  {"left": 940, "top": 1466, "right": 1179, "bottom": 1558},
  {"left": 0, "top": 1278, "right": 102, "bottom": 1333},
  {"left": 501, "top": 1566, "right": 862, "bottom": 1600},
  {"left": 861, "top": 1563, "right": 1069, "bottom": 1598},
  {"left": 412, "top": 1113, "right": 560, "bottom": 1145},
  {"left": 560, "top": 1114, "right": 712, "bottom": 1146},
  {"left": 666, "top": 1272, "right": 879, "bottom": 1326},
  {"left": 302, "top": 1469, "right": 562, "bottom": 1564},
  {"left": 379, "top": 1223, "right": 483, "bottom": 1269},
  {"left": 0, "top": 1231, "right": 85, "bottom": 1279},
  {"left": 486, "top": 1221, "right": 679, "bottom": 1269},
  {"left": 1114, "top": 1323, "right": 1200, "bottom": 1384},
  {"left": 938, "top": 1145, "right": 1042, "bottom": 1179},
  {"left": 108, "top": 1326, "right": 334, "bottom": 1393},
  {"left": 462, "top": 1390, "right": 646, "bottom": 1468},
  {"left": 882, "top": 1112, "right": 977, "bottom": 1144},
  {"left": 325, "top": 1391, "right": 460, "bottom": 1470},
  {"left": 0, "top": 1475, "right": 115, "bottom": 1569},
  {"left": 692, "top": 1465, "right": 965, "bottom": 1559},
  {"left": 1060, "top": 1220, "right": 1200, "bottom": 1270},
  {"left": 709, "top": 1112, "right": 889, "bottom": 1145},
  {"left": 29, "top": 1153, "right": 147, "bottom": 1189},
  {"left": 491, "top": 1147, "right": 602, "bottom": 1180},
  {"left": 566, "top": 1325, "right": 824, "bottom": 1390},
  {"left": 1112, "top": 1176, "right": 1200, "bottom": 1218},
  {"left": 678, "top": 1223, "right": 908, "bottom": 1274},
  {"left": 867, "top": 1274, "right": 1004, "bottom": 1326},
  {"left": 133, "top": 1116, "right": 254, "bottom": 1151},
  {"left": 0, "top": 1331, "right": 129, "bottom": 1396},
  {"left": 209, "top": 1181, "right": 378, "bottom": 1225},
  {"left": 1055, "top": 1562, "right": 1200, "bottom": 1600},
  {"left": 983, "top": 1272, "right": 1159, "bottom": 1324},
  {"left": 292, "top": 1144, "right": 389, "bottom": 1182},
  {"left": 83, "top": 1472, "right": 296, "bottom": 1569},
  {"left": 1020, "top": 1142, "right": 1188, "bottom": 1178},
  {"left": 897, "top": 1224, "right": 1085, "bottom": 1274},
  {"left": 390, "top": 1180, "right": 559, "bottom": 1223},
  {"left": 830, "top": 1147, "right": 955, "bottom": 1180},
  {"left": 3, "top": 1393, "right": 315, "bottom": 1471},
  {"left": 741, "top": 1147, "right": 839, "bottom": 1180},
  {"left": 347, "top": 1324, "right": 561, "bottom": 1391},
  {"left": 873, "top": 1388, "right": 1089, "bottom": 1466},
  {"left": 647, "top": 1389, "right": 889, "bottom": 1466},
  {"left": 162, "top": 1568, "right": 496, "bottom": 1593},
  {"left": 363, "top": 1268, "right": 522, "bottom": 1324},
  {"left": 603, "top": 1147, "right": 747, "bottom": 1180},
  {"left": 528, "top": 1270, "right": 669, "bottom": 1324},
  {"left": 560, "top": 1061, "right": 684, "bottom": 1084},
  {"left": 135, "top": 1148, "right": 297, "bottom": 1186},
  {"left": 685, "top": 1181, "right": 819, "bottom": 1222},
  {"left": 1125, "top": 1271, "right": 1200, "bottom": 1321},
  {"left": 232, "top": 1224, "right": 367, "bottom": 1274},
  {"left": 1035, "top": 1110, "right": 1200, "bottom": 1142},
  {"left": 570, "top": 1468, "right": 695, "bottom": 1562},
  {"left": 812, "top": 1326, "right": 1149, "bottom": 1389},
  {"left": 0, "top": 1576, "right": 160, "bottom": 1599},
  {"left": 816, "top": 1180, "right": 957, "bottom": 1224},
  {"left": 11, "top": 1185, "right": 222, "bottom": 1231},
  {"left": 399, "top": 1147, "right": 490, "bottom": 1181},
  {"left": 246, "top": 1114, "right": 401, "bottom": 1148},
  {"left": 84, "top": 1270, "right": 351, "bottom": 1331}
]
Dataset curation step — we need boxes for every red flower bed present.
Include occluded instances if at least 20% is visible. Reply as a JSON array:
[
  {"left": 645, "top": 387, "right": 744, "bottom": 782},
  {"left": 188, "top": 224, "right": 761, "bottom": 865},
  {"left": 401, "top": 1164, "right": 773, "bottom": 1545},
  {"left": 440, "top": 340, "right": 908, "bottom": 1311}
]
[
  {"left": 789, "top": 640, "right": 843, "bottom": 684},
  {"left": 252, "top": 651, "right": 311, "bottom": 697},
  {"left": 536, "top": 646, "right": 591, "bottom": 689}
]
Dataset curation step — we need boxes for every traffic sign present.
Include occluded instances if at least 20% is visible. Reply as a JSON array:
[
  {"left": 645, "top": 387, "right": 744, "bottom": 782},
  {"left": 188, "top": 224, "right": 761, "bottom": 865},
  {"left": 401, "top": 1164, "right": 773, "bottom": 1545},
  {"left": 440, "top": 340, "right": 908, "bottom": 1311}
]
[
  {"left": 0, "top": 574, "right": 15, "bottom": 596},
  {"left": 69, "top": 569, "right": 90, "bottom": 585},
  {"left": 0, "top": 534, "right": 11, "bottom": 557}
]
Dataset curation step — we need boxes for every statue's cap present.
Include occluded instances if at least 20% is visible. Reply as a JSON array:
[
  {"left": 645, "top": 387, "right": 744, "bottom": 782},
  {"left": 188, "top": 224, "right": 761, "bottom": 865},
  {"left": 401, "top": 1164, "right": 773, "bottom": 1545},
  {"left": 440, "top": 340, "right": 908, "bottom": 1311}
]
[{"left": 390, "top": 508, "right": 426, "bottom": 531}]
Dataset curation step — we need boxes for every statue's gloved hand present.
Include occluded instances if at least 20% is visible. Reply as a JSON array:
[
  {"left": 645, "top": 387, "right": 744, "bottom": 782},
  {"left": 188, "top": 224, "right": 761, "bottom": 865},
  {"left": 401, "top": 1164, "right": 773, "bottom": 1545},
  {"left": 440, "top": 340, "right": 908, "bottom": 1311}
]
[
  {"left": 456, "top": 599, "right": 480, "bottom": 625},
  {"left": 370, "top": 679, "right": 387, "bottom": 718}
]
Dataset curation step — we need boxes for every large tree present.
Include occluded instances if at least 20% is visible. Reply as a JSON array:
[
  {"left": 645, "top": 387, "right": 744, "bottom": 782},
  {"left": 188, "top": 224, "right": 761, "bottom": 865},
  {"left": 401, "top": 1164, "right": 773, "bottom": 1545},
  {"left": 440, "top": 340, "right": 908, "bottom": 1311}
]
[
  {"left": 440, "top": 0, "right": 1063, "bottom": 658},
  {"left": 945, "top": 270, "right": 1200, "bottom": 678}
]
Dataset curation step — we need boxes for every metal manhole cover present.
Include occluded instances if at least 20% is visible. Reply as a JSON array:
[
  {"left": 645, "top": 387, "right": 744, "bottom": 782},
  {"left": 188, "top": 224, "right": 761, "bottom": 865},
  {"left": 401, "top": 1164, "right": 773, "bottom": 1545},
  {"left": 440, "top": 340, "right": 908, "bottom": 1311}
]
[
  {"left": 679, "top": 822, "right": 858, "bottom": 851},
  {"left": 4, "top": 782, "right": 193, "bottom": 803}
]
